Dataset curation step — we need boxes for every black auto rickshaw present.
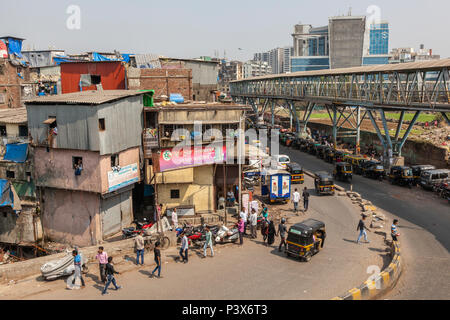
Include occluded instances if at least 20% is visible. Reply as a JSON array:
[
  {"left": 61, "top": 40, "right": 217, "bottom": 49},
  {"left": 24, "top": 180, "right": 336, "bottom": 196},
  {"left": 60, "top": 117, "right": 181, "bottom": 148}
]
[
  {"left": 316, "top": 145, "right": 327, "bottom": 159},
  {"left": 411, "top": 165, "right": 436, "bottom": 186},
  {"left": 305, "top": 140, "right": 315, "bottom": 154},
  {"left": 388, "top": 166, "right": 414, "bottom": 187},
  {"left": 333, "top": 162, "right": 353, "bottom": 182},
  {"left": 314, "top": 172, "right": 335, "bottom": 195},
  {"left": 310, "top": 143, "right": 321, "bottom": 156},
  {"left": 364, "top": 163, "right": 385, "bottom": 181},
  {"left": 286, "top": 162, "right": 304, "bottom": 184},
  {"left": 324, "top": 147, "right": 335, "bottom": 163},
  {"left": 286, "top": 219, "right": 326, "bottom": 262}
]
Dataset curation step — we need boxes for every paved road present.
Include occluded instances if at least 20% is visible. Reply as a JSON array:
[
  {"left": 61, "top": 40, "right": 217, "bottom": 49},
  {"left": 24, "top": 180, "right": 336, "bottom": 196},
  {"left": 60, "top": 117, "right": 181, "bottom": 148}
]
[
  {"left": 5, "top": 176, "right": 387, "bottom": 300},
  {"left": 280, "top": 145, "right": 450, "bottom": 300}
]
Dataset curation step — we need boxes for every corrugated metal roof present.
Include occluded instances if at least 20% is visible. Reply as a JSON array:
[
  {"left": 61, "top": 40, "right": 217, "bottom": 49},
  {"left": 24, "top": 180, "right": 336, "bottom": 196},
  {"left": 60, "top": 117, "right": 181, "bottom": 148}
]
[
  {"left": 25, "top": 90, "right": 146, "bottom": 105},
  {"left": 0, "top": 107, "right": 27, "bottom": 124},
  {"left": 232, "top": 58, "right": 450, "bottom": 82}
]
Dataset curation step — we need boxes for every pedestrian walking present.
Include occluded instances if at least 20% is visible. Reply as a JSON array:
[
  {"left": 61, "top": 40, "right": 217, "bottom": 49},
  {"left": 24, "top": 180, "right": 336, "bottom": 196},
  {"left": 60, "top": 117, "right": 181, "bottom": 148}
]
[
  {"left": 203, "top": 226, "right": 214, "bottom": 257},
  {"left": 151, "top": 242, "right": 162, "bottom": 278},
  {"left": 238, "top": 218, "right": 245, "bottom": 245},
  {"left": 357, "top": 216, "right": 371, "bottom": 244},
  {"left": 292, "top": 188, "right": 300, "bottom": 213},
  {"left": 277, "top": 218, "right": 287, "bottom": 252},
  {"left": 72, "top": 250, "right": 85, "bottom": 288},
  {"left": 171, "top": 208, "right": 178, "bottom": 230},
  {"left": 95, "top": 246, "right": 108, "bottom": 283},
  {"left": 135, "top": 231, "right": 145, "bottom": 265},
  {"left": 239, "top": 206, "right": 248, "bottom": 236},
  {"left": 261, "top": 218, "right": 269, "bottom": 244},
  {"left": 249, "top": 209, "right": 258, "bottom": 239},
  {"left": 302, "top": 187, "right": 310, "bottom": 212},
  {"left": 179, "top": 232, "right": 189, "bottom": 263},
  {"left": 267, "top": 220, "right": 276, "bottom": 246},
  {"left": 102, "top": 257, "right": 122, "bottom": 295},
  {"left": 391, "top": 219, "right": 400, "bottom": 242}
]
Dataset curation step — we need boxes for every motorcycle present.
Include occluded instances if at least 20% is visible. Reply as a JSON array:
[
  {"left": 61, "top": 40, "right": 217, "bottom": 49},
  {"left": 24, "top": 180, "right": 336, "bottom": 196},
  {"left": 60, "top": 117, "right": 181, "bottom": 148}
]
[
  {"left": 122, "top": 218, "right": 154, "bottom": 238},
  {"left": 215, "top": 225, "right": 240, "bottom": 244}
]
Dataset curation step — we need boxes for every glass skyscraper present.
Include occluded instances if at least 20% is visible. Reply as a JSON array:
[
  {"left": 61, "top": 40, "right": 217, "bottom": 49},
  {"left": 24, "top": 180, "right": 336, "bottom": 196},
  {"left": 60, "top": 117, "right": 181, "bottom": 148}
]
[{"left": 369, "top": 23, "right": 389, "bottom": 55}]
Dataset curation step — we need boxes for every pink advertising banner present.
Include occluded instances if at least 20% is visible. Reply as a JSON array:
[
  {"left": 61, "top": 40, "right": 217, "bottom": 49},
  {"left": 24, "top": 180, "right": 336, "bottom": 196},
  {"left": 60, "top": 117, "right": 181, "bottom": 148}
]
[{"left": 159, "top": 145, "right": 226, "bottom": 172}]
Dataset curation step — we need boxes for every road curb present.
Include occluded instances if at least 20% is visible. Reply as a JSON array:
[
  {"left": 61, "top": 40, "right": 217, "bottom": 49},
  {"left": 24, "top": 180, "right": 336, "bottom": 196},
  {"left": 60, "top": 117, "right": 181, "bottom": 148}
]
[
  {"left": 331, "top": 241, "right": 402, "bottom": 300},
  {"left": 303, "top": 168, "right": 402, "bottom": 300}
]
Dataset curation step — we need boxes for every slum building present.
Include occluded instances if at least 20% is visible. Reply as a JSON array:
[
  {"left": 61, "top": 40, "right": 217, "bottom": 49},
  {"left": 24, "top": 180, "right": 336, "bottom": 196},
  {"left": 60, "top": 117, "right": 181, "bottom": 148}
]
[
  {"left": 0, "top": 107, "right": 42, "bottom": 256},
  {"left": 25, "top": 90, "right": 145, "bottom": 246},
  {"left": 0, "top": 37, "right": 30, "bottom": 109},
  {"left": 159, "top": 58, "right": 219, "bottom": 102},
  {"left": 140, "top": 101, "right": 250, "bottom": 221}
]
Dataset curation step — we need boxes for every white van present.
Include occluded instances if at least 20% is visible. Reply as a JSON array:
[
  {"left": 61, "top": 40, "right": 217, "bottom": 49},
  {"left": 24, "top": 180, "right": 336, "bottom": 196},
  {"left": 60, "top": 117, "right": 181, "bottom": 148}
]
[{"left": 271, "top": 155, "right": 291, "bottom": 170}]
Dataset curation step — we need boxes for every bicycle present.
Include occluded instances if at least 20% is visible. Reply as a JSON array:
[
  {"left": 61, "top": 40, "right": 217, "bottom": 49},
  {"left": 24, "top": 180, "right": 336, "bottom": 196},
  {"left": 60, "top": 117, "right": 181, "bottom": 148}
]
[{"left": 144, "top": 232, "right": 171, "bottom": 252}]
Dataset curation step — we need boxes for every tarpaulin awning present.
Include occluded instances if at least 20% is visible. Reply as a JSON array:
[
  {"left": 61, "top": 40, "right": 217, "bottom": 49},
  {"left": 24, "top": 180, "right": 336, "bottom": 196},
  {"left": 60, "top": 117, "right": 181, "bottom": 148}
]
[
  {"left": 92, "top": 52, "right": 111, "bottom": 61},
  {"left": 0, "top": 179, "right": 13, "bottom": 207},
  {"left": 7, "top": 37, "right": 23, "bottom": 58},
  {"left": 3, "top": 143, "right": 28, "bottom": 163}
]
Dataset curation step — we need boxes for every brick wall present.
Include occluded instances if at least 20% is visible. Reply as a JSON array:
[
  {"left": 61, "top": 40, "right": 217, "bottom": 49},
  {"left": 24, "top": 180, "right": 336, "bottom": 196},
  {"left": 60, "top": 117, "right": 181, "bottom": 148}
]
[
  {"left": 127, "top": 67, "right": 192, "bottom": 100},
  {"left": 0, "top": 59, "right": 26, "bottom": 109}
]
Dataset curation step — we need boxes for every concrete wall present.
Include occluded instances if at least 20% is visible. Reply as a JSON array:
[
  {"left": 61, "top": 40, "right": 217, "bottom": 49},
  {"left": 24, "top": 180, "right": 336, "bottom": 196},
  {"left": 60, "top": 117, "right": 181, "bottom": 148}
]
[
  {"left": 157, "top": 165, "right": 215, "bottom": 213},
  {"left": 307, "top": 122, "right": 450, "bottom": 168},
  {"left": 34, "top": 147, "right": 102, "bottom": 193},
  {"left": 329, "top": 17, "right": 366, "bottom": 69},
  {"left": 0, "top": 206, "right": 42, "bottom": 244},
  {"left": 183, "top": 61, "right": 219, "bottom": 85},
  {"left": 127, "top": 68, "right": 193, "bottom": 100},
  {"left": 41, "top": 188, "right": 102, "bottom": 247}
]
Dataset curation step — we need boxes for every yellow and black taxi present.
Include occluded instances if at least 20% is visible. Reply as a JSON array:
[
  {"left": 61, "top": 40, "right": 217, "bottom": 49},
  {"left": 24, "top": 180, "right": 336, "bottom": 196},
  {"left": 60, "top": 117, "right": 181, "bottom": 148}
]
[
  {"left": 333, "top": 150, "right": 347, "bottom": 163},
  {"left": 363, "top": 162, "right": 385, "bottom": 181},
  {"left": 333, "top": 162, "right": 353, "bottom": 182},
  {"left": 286, "top": 219, "right": 326, "bottom": 262},
  {"left": 388, "top": 166, "right": 414, "bottom": 187},
  {"left": 314, "top": 171, "right": 335, "bottom": 195},
  {"left": 344, "top": 155, "right": 368, "bottom": 175},
  {"left": 286, "top": 162, "right": 304, "bottom": 184}
]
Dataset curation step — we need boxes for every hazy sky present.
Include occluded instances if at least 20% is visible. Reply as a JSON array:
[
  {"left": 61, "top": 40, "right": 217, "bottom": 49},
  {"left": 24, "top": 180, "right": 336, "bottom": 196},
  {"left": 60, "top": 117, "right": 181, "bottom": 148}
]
[{"left": 1, "top": 0, "right": 449, "bottom": 61}]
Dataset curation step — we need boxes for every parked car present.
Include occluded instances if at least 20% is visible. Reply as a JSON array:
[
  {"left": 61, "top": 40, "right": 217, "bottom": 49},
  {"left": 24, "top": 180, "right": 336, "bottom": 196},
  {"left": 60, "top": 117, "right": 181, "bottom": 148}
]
[
  {"left": 411, "top": 165, "right": 436, "bottom": 186},
  {"left": 420, "top": 169, "right": 450, "bottom": 190},
  {"left": 271, "top": 154, "right": 291, "bottom": 170}
]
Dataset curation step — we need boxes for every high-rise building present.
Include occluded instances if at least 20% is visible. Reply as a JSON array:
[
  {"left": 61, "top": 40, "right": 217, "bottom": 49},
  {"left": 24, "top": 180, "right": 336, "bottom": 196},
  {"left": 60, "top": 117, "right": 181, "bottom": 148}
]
[
  {"left": 362, "top": 21, "right": 390, "bottom": 65},
  {"left": 253, "top": 46, "right": 293, "bottom": 74},
  {"left": 243, "top": 60, "right": 272, "bottom": 78},
  {"left": 290, "top": 15, "right": 390, "bottom": 72},
  {"left": 329, "top": 16, "right": 366, "bottom": 69}
]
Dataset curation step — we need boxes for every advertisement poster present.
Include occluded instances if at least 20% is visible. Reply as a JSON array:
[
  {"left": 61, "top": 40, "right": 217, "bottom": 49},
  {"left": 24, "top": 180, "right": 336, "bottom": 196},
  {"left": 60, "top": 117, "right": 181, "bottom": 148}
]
[
  {"left": 159, "top": 145, "right": 226, "bottom": 172},
  {"left": 271, "top": 176, "right": 278, "bottom": 196},
  {"left": 0, "top": 40, "right": 7, "bottom": 59},
  {"left": 108, "top": 163, "right": 139, "bottom": 192},
  {"left": 282, "top": 175, "right": 290, "bottom": 196}
]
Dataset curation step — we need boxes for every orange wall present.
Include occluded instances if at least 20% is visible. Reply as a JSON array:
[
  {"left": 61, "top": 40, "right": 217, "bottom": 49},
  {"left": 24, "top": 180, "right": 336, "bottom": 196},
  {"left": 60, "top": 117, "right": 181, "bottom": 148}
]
[{"left": 60, "top": 61, "right": 125, "bottom": 94}]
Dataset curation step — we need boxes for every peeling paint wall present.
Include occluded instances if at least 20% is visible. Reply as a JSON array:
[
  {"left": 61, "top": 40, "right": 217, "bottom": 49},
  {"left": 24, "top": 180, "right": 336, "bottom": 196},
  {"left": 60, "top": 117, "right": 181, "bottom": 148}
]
[
  {"left": 34, "top": 147, "right": 102, "bottom": 193},
  {"left": 42, "top": 188, "right": 101, "bottom": 247}
]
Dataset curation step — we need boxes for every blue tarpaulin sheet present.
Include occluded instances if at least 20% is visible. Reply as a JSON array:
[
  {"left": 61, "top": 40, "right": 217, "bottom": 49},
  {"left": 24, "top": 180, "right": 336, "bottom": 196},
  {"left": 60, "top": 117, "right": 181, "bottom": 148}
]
[
  {"left": 0, "top": 180, "right": 13, "bottom": 207},
  {"left": 3, "top": 143, "right": 28, "bottom": 163},
  {"left": 92, "top": 52, "right": 112, "bottom": 61},
  {"left": 7, "top": 38, "right": 23, "bottom": 58}
]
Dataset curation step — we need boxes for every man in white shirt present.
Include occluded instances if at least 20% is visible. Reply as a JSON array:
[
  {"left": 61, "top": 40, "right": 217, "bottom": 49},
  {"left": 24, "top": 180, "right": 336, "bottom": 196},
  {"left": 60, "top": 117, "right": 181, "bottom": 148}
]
[
  {"left": 292, "top": 188, "right": 300, "bottom": 213},
  {"left": 171, "top": 208, "right": 178, "bottom": 229},
  {"left": 249, "top": 209, "right": 258, "bottom": 239},
  {"left": 239, "top": 206, "right": 248, "bottom": 236}
]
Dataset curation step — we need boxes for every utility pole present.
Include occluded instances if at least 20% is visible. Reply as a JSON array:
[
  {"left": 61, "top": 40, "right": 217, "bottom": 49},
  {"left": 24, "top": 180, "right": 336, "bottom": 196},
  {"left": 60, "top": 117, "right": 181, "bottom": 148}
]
[{"left": 238, "top": 115, "right": 244, "bottom": 213}]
